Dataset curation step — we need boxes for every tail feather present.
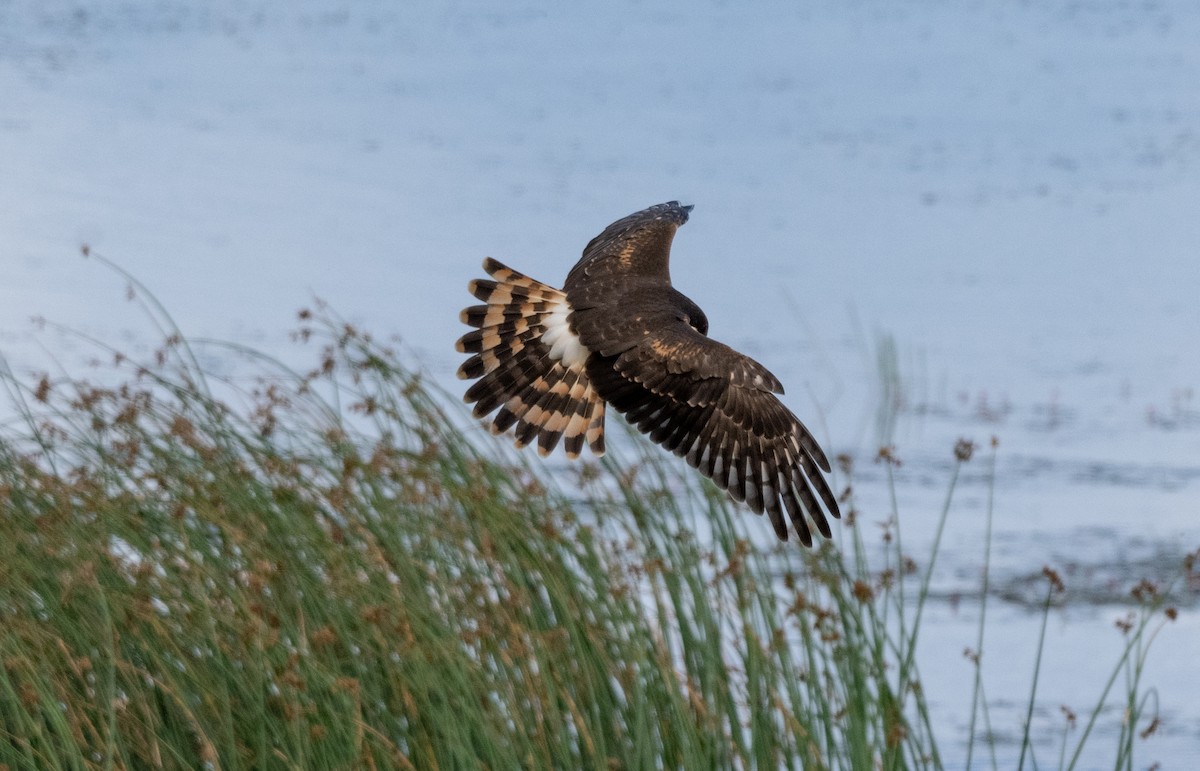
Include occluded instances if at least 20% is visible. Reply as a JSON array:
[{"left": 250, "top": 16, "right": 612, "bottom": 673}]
[
  {"left": 586, "top": 403, "right": 606, "bottom": 455},
  {"left": 457, "top": 322, "right": 546, "bottom": 353},
  {"left": 456, "top": 258, "right": 606, "bottom": 458},
  {"left": 460, "top": 304, "right": 553, "bottom": 330},
  {"left": 469, "top": 278, "right": 558, "bottom": 305},
  {"left": 561, "top": 400, "right": 592, "bottom": 459},
  {"left": 458, "top": 336, "right": 539, "bottom": 382},
  {"left": 466, "top": 347, "right": 546, "bottom": 416}
]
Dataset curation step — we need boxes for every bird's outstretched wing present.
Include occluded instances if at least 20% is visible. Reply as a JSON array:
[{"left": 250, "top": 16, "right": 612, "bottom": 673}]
[
  {"left": 565, "top": 201, "right": 693, "bottom": 292},
  {"left": 585, "top": 320, "right": 840, "bottom": 545}
]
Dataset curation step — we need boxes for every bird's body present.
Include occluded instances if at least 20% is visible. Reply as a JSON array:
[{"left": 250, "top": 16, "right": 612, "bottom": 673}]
[{"left": 456, "top": 202, "right": 840, "bottom": 546}]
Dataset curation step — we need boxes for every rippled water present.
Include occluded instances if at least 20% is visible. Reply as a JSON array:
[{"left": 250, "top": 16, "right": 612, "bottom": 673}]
[{"left": 2, "top": 0, "right": 1198, "bottom": 764}]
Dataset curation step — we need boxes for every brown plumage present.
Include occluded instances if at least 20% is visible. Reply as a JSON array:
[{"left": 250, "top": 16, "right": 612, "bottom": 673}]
[{"left": 456, "top": 201, "right": 840, "bottom": 546}]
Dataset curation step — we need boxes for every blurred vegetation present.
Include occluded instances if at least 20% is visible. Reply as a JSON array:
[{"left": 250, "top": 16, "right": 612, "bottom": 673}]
[{"left": 0, "top": 270, "right": 1187, "bottom": 770}]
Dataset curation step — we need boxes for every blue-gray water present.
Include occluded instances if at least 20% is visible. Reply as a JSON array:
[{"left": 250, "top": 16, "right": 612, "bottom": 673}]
[{"left": 2, "top": 1, "right": 1198, "bottom": 765}]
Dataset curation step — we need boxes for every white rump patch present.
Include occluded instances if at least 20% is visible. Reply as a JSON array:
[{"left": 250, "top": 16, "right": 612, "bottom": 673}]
[{"left": 541, "top": 300, "right": 590, "bottom": 370}]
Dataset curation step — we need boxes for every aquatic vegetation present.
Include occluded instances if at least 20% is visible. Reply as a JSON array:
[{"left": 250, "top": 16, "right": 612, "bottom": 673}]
[{"left": 0, "top": 276, "right": 1185, "bottom": 769}]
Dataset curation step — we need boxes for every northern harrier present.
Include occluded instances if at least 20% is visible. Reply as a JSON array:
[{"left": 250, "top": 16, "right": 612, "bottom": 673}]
[{"left": 455, "top": 202, "right": 840, "bottom": 545}]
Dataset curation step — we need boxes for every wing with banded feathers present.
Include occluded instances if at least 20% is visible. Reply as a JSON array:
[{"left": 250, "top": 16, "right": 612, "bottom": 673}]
[
  {"left": 585, "top": 322, "right": 840, "bottom": 545},
  {"left": 456, "top": 258, "right": 605, "bottom": 459},
  {"left": 564, "top": 201, "right": 692, "bottom": 296}
]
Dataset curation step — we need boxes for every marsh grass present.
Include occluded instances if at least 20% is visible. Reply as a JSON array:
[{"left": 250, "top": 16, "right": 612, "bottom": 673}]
[{"left": 0, "top": 268, "right": 1188, "bottom": 769}]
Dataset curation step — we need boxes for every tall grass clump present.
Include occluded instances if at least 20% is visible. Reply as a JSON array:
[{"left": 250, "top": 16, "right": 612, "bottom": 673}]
[{"left": 0, "top": 265, "right": 1186, "bottom": 769}]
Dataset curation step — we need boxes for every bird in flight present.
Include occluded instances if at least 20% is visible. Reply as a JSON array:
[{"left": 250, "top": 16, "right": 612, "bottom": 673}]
[{"left": 455, "top": 202, "right": 840, "bottom": 546}]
